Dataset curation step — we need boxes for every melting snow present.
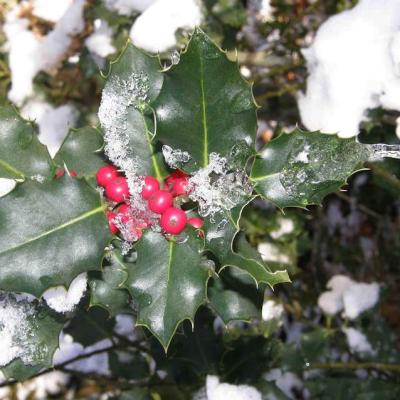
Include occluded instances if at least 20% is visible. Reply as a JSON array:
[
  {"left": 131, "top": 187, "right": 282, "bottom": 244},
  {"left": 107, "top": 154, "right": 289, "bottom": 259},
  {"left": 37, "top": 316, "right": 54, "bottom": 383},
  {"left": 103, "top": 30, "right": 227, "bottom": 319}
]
[
  {"left": 188, "top": 153, "right": 253, "bottom": 218},
  {"left": 162, "top": 145, "right": 191, "bottom": 169},
  {"left": 0, "top": 293, "right": 43, "bottom": 367}
]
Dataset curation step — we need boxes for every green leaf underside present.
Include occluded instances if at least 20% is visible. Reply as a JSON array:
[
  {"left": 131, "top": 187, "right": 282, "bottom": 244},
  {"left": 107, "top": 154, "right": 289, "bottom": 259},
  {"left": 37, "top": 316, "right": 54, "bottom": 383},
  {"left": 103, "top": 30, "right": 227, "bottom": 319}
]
[
  {"left": 105, "top": 43, "right": 166, "bottom": 179},
  {"left": 89, "top": 251, "right": 132, "bottom": 316},
  {"left": 209, "top": 286, "right": 260, "bottom": 324},
  {"left": 0, "top": 176, "right": 112, "bottom": 297},
  {"left": 54, "top": 127, "right": 106, "bottom": 179},
  {"left": 0, "top": 105, "right": 54, "bottom": 180},
  {"left": 251, "top": 129, "right": 369, "bottom": 208},
  {"left": 1, "top": 299, "right": 63, "bottom": 381},
  {"left": 205, "top": 205, "right": 290, "bottom": 288},
  {"left": 154, "top": 28, "right": 257, "bottom": 169},
  {"left": 126, "top": 230, "right": 211, "bottom": 350}
]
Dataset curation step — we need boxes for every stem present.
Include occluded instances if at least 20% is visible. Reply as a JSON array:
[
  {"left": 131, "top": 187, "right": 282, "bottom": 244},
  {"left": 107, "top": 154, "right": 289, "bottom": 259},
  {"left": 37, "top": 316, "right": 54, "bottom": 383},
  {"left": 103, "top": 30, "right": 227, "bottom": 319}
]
[{"left": 309, "top": 362, "right": 400, "bottom": 373}]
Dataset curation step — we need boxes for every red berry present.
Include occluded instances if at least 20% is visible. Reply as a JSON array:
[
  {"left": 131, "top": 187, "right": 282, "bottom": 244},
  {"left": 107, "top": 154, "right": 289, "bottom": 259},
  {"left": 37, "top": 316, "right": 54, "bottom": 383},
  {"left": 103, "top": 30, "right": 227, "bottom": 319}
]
[
  {"left": 105, "top": 177, "right": 130, "bottom": 202},
  {"left": 107, "top": 211, "right": 119, "bottom": 234},
  {"left": 148, "top": 190, "right": 173, "bottom": 214},
  {"left": 165, "top": 170, "right": 188, "bottom": 187},
  {"left": 70, "top": 169, "right": 78, "bottom": 177},
  {"left": 141, "top": 176, "right": 160, "bottom": 199},
  {"left": 96, "top": 165, "right": 119, "bottom": 187},
  {"left": 161, "top": 207, "right": 187, "bottom": 234},
  {"left": 172, "top": 177, "right": 190, "bottom": 196},
  {"left": 188, "top": 217, "right": 204, "bottom": 229},
  {"left": 117, "top": 203, "right": 131, "bottom": 223},
  {"left": 55, "top": 168, "right": 65, "bottom": 178}
]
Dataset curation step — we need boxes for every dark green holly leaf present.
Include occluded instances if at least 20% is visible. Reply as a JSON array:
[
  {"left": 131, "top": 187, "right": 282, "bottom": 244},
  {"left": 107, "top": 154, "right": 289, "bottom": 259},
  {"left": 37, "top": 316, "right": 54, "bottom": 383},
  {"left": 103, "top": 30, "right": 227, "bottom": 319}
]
[
  {"left": 65, "top": 307, "right": 115, "bottom": 346},
  {"left": 110, "top": 388, "right": 152, "bottom": 400},
  {"left": 108, "top": 351, "right": 150, "bottom": 380},
  {"left": 125, "top": 230, "right": 212, "bottom": 351},
  {"left": 89, "top": 250, "right": 132, "bottom": 317},
  {"left": 208, "top": 284, "right": 260, "bottom": 324},
  {"left": 154, "top": 28, "right": 257, "bottom": 170},
  {"left": 205, "top": 205, "right": 290, "bottom": 288},
  {"left": 0, "top": 105, "right": 54, "bottom": 180},
  {"left": 54, "top": 127, "right": 106, "bottom": 180},
  {"left": 0, "top": 176, "right": 112, "bottom": 297},
  {"left": 251, "top": 129, "right": 369, "bottom": 208},
  {"left": 99, "top": 42, "right": 166, "bottom": 179},
  {"left": 0, "top": 294, "right": 64, "bottom": 380}
]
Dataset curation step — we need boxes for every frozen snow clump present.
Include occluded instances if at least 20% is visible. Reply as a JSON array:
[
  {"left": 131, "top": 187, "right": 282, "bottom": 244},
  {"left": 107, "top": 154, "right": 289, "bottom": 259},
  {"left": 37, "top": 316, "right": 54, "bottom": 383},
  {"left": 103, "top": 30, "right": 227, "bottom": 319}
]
[
  {"left": 85, "top": 19, "right": 116, "bottom": 58},
  {"left": 262, "top": 299, "right": 284, "bottom": 322},
  {"left": 299, "top": 0, "right": 400, "bottom": 138},
  {"left": 205, "top": 375, "right": 262, "bottom": 400},
  {"left": 343, "top": 327, "right": 374, "bottom": 355}
]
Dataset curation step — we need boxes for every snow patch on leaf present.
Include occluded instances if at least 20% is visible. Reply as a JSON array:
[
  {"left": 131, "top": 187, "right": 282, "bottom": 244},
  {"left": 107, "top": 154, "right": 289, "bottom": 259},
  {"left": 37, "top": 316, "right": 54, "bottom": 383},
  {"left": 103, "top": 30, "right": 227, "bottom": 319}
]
[
  {"left": 188, "top": 153, "right": 252, "bottom": 218},
  {"left": 42, "top": 273, "right": 87, "bottom": 313},
  {"left": 0, "top": 293, "right": 44, "bottom": 367},
  {"left": 162, "top": 145, "right": 191, "bottom": 169}
]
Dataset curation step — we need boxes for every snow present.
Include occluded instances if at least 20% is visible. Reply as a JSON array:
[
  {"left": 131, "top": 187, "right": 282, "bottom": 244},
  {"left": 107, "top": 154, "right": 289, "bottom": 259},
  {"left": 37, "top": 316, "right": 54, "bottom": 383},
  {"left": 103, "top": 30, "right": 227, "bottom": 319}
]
[
  {"left": 206, "top": 375, "right": 262, "bottom": 400},
  {"left": 0, "top": 293, "right": 40, "bottom": 367},
  {"left": 162, "top": 145, "right": 191, "bottom": 169},
  {"left": 263, "top": 369, "right": 304, "bottom": 399},
  {"left": 270, "top": 217, "right": 295, "bottom": 239},
  {"left": 104, "top": 0, "right": 156, "bottom": 15},
  {"left": 298, "top": 0, "right": 400, "bottom": 138},
  {"left": 53, "top": 333, "right": 111, "bottom": 375},
  {"left": 11, "top": 371, "right": 69, "bottom": 400},
  {"left": 114, "top": 314, "right": 137, "bottom": 341},
  {"left": 21, "top": 99, "right": 79, "bottom": 157},
  {"left": 342, "top": 282, "right": 380, "bottom": 320},
  {"left": 0, "top": 179, "right": 16, "bottom": 198},
  {"left": 262, "top": 300, "right": 284, "bottom": 322},
  {"left": 85, "top": 19, "right": 116, "bottom": 58},
  {"left": 4, "top": 0, "right": 85, "bottom": 105},
  {"left": 42, "top": 273, "right": 87, "bottom": 313},
  {"left": 188, "top": 153, "right": 253, "bottom": 218},
  {"left": 318, "top": 275, "right": 379, "bottom": 319},
  {"left": 343, "top": 327, "right": 374, "bottom": 355},
  {"left": 32, "top": 0, "right": 73, "bottom": 23},
  {"left": 257, "top": 242, "right": 291, "bottom": 264},
  {"left": 130, "top": 0, "right": 203, "bottom": 53}
]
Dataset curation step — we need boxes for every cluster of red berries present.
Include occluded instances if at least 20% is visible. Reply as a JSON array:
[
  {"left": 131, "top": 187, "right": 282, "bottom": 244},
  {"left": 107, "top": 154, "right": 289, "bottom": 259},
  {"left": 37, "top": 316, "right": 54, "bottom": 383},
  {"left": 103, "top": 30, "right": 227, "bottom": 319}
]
[{"left": 96, "top": 165, "right": 204, "bottom": 237}]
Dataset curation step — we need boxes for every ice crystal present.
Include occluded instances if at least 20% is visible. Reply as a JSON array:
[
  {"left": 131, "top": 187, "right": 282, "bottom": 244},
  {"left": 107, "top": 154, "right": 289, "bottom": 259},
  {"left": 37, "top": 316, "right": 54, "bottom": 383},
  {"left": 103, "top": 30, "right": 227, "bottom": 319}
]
[
  {"left": 30, "top": 174, "right": 46, "bottom": 183},
  {"left": 188, "top": 153, "right": 253, "bottom": 217},
  {"left": 98, "top": 73, "right": 149, "bottom": 192},
  {"left": 0, "top": 293, "right": 45, "bottom": 367},
  {"left": 162, "top": 145, "right": 191, "bottom": 169},
  {"left": 366, "top": 143, "right": 400, "bottom": 161}
]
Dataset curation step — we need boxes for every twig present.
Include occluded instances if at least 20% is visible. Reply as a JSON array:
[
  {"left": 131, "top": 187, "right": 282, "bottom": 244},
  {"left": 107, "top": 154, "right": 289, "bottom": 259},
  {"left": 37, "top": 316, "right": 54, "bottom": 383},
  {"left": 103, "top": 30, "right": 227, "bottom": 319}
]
[{"left": 309, "top": 362, "right": 400, "bottom": 373}]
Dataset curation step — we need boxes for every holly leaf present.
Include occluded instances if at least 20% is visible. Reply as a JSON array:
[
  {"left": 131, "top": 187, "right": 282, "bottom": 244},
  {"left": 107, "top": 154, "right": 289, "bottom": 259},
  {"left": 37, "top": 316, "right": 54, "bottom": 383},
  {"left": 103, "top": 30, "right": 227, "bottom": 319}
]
[
  {"left": 0, "top": 105, "right": 54, "bottom": 180},
  {"left": 125, "top": 230, "right": 212, "bottom": 351},
  {"left": 205, "top": 205, "right": 290, "bottom": 288},
  {"left": 154, "top": 28, "right": 257, "bottom": 170},
  {"left": 208, "top": 284, "right": 260, "bottom": 324},
  {"left": 0, "top": 294, "right": 64, "bottom": 381},
  {"left": 100, "top": 42, "right": 167, "bottom": 179},
  {"left": 0, "top": 176, "right": 112, "bottom": 297},
  {"left": 54, "top": 127, "right": 106, "bottom": 180},
  {"left": 251, "top": 129, "right": 369, "bottom": 208},
  {"left": 89, "top": 250, "right": 132, "bottom": 317}
]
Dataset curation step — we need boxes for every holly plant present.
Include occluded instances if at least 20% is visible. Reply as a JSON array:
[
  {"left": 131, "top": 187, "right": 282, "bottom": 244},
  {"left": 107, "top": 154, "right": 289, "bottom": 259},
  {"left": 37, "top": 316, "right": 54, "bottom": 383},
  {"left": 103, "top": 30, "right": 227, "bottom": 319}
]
[{"left": 0, "top": 29, "right": 393, "bottom": 381}]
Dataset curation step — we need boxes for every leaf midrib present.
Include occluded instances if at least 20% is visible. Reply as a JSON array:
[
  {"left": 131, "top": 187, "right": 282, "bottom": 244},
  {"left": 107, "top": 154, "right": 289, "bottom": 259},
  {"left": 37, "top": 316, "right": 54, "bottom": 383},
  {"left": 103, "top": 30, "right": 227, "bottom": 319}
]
[
  {"left": 199, "top": 55, "right": 208, "bottom": 168},
  {"left": 0, "top": 158, "right": 24, "bottom": 179},
  {"left": 0, "top": 205, "right": 105, "bottom": 256}
]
